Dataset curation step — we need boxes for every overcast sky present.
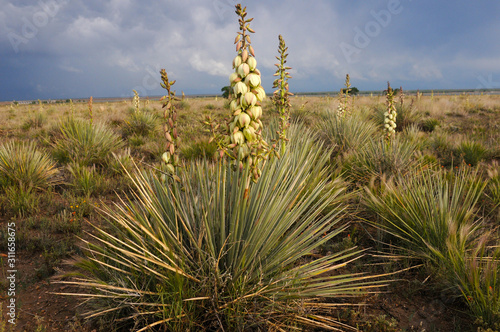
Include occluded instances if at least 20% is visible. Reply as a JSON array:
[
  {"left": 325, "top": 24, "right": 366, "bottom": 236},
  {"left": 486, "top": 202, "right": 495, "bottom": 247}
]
[{"left": 1, "top": 0, "right": 500, "bottom": 101}]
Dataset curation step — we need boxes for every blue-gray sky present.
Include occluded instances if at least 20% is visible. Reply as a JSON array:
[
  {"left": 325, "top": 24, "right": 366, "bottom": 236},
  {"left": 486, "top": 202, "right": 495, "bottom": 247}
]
[{"left": 1, "top": 0, "right": 500, "bottom": 101}]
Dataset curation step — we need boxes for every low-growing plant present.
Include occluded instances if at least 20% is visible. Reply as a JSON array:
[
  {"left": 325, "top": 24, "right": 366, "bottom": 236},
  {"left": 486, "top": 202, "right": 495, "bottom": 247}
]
[
  {"left": 425, "top": 131, "right": 456, "bottom": 166},
  {"left": 52, "top": 117, "right": 123, "bottom": 166},
  {"left": 420, "top": 118, "right": 440, "bottom": 132},
  {"left": 181, "top": 139, "right": 217, "bottom": 161},
  {"left": 449, "top": 237, "right": 500, "bottom": 329},
  {"left": 454, "top": 139, "right": 488, "bottom": 166},
  {"left": 485, "top": 161, "right": 500, "bottom": 209},
  {"left": 0, "top": 140, "right": 60, "bottom": 190},
  {"left": 109, "top": 148, "right": 134, "bottom": 176},
  {"left": 318, "top": 110, "right": 378, "bottom": 156},
  {"left": 127, "top": 134, "right": 146, "bottom": 147},
  {"left": 364, "top": 167, "right": 486, "bottom": 265},
  {"left": 22, "top": 111, "right": 46, "bottom": 130},
  {"left": 67, "top": 163, "right": 105, "bottom": 197},
  {"left": 122, "top": 110, "right": 158, "bottom": 137},
  {"left": 342, "top": 135, "right": 423, "bottom": 185},
  {"left": 3, "top": 185, "right": 39, "bottom": 216}
]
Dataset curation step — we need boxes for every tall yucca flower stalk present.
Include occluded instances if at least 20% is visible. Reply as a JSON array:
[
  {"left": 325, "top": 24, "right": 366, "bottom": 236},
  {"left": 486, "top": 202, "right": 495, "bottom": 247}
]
[
  {"left": 337, "top": 74, "right": 351, "bottom": 117},
  {"left": 384, "top": 82, "right": 397, "bottom": 140},
  {"left": 227, "top": 4, "right": 268, "bottom": 183},
  {"left": 398, "top": 85, "right": 404, "bottom": 108},
  {"left": 160, "top": 69, "right": 181, "bottom": 179},
  {"left": 132, "top": 89, "right": 140, "bottom": 112},
  {"left": 88, "top": 96, "right": 93, "bottom": 124},
  {"left": 272, "top": 34, "right": 293, "bottom": 155}
]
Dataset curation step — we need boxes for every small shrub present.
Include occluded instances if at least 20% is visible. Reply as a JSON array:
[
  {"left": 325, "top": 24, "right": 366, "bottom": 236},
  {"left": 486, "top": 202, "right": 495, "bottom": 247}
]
[
  {"left": 318, "top": 110, "right": 378, "bottom": 156},
  {"left": 4, "top": 186, "right": 39, "bottom": 216},
  {"left": 394, "top": 101, "right": 423, "bottom": 131},
  {"left": 0, "top": 140, "right": 60, "bottom": 190},
  {"left": 175, "top": 100, "right": 190, "bottom": 110},
  {"left": 342, "top": 135, "right": 423, "bottom": 185},
  {"left": 426, "top": 132, "right": 455, "bottom": 166},
  {"left": 486, "top": 162, "right": 500, "bottom": 208},
  {"left": 21, "top": 112, "right": 46, "bottom": 130},
  {"left": 363, "top": 167, "right": 485, "bottom": 264},
  {"left": 109, "top": 148, "right": 134, "bottom": 176},
  {"left": 122, "top": 110, "right": 158, "bottom": 137},
  {"left": 420, "top": 118, "right": 440, "bottom": 132},
  {"left": 52, "top": 117, "right": 123, "bottom": 166},
  {"left": 127, "top": 134, "right": 146, "bottom": 147},
  {"left": 181, "top": 139, "right": 217, "bottom": 161},
  {"left": 450, "top": 237, "right": 500, "bottom": 330},
  {"left": 67, "top": 163, "right": 105, "bottom": 197},
  {"left": 454, "top": 139, "right": 488, "bottom": 166}
]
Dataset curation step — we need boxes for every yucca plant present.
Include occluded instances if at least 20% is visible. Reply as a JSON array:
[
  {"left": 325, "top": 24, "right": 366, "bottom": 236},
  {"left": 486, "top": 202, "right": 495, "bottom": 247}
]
[
  {"left": 67, "top": 162, "right": 104, "bottom": 197},
  {"left": 447, "top": 236, "right": 500, "bottom": 329},
  {"left": 109, "top": 148, "right": 134, "bottom": 176},
  {"left": 0, "top": 140, "right": 60, "bottom": 190},
  {"left": 342, "top": 135, "right": 424, "bottom": 185},
  {"left": 122, "top": 110, "right": 158, "bottom": 137},
  {"left": 454, "top": 139, "right": 488, "bottom": 166},
  {"left": 3, "top": 185, "right": 40, "bottom": 216},
  {"left": 485, "top": 161, "right": 500, "bottom": 208},
  {"left": 58, "top": 126, "right": 388, "bottom": 331},
  {"left": 52, "top": 117, "right": 123, "bottom": 166},
  {"left": 363, "top": 167, "right": 486, "bottom": 267},
  {"left": 318, "top": 110, "right": 378, "bottom": 156}
]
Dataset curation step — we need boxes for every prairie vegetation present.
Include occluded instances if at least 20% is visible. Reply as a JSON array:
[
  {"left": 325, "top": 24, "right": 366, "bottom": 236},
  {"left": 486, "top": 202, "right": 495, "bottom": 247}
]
[{"left": 1, "top": 4, "right": 500, "bottom": 332}]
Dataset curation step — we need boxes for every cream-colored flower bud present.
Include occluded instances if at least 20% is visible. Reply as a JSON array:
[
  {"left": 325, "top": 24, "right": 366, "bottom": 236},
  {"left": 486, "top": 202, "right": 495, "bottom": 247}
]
[
  {"left": 254, "top": 86, "right": 266, "bottom": 102},
  {"left": 237, "top": 63, "right": 250, "bottom": 78},
  {"left": 245, "top": 73, "right": 261, "bottom": 88},
  {"left": 241, "top": 92, "right": 257, "bottom": 108},
  {"left": 243, "top": 127, "right": 256, "bottom": 142},
  {"left": 246, "top": 56, "right": 257, "bottom": 71},
  {"left": 230, "top": 99, "right": 241, "bottom": 112},
  {"left": 238, "top": 112, "right": 251, "bottom": 128},
  {"left": 233, "top": 55, "right": 242, "bottom": 69},
  {"left": 249, "top": 106, "right": 262, "bottom": 119},
  {"left": 232, "top": 130, "right": 245, "bottom": 145},
  {"left": 233, "top": 81, "right": 248, "bottom": 96},
  {"left": 229, "top": 72, "right": 239, "bottom": 85},
  {"left": 250, "top": 120, "right": 260, "bottom": 131},
  {"left": 161, "top": 152, "right": 170, "bottom": 164}
]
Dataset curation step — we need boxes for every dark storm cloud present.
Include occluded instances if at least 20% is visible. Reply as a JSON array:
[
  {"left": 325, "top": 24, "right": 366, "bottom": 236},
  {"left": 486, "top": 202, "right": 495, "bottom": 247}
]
[{"left": 1, "top": 0, "right": 500, "bottom": 101}]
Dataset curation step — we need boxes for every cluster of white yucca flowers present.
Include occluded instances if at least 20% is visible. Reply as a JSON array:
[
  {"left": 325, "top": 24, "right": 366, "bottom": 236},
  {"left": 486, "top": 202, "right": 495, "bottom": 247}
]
[
  {"left": 384, "top": 82, "right": 397, "bottom": 139},
  {"left": 227, "top": 4, "right": 268, "bottom": 182},
  {"left": 337, "top": 74, "right": 351, "bottom": 118},
  {"left": 132, "top": 89, "right": 140, "bottom": 112}
]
